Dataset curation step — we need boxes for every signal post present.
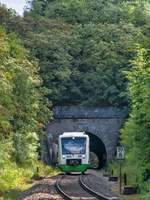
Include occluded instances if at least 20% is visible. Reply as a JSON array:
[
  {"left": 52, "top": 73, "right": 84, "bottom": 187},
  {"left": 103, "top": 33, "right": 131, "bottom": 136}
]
[{"left": 117, "top": 146, "right": 125, "bottom": 194}]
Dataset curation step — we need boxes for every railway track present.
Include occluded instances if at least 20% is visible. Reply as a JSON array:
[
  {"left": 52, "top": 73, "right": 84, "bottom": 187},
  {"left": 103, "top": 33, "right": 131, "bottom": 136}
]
[
  {"left": 56, "top": 174, "right": 119, "bottom": 200},
  {"left": 56, "top": 175, "right": 73, "bottom": 200}
]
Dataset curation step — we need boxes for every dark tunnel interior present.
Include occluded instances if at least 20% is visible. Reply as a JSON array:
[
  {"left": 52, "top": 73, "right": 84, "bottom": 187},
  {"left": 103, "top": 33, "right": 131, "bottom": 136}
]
[{"left": 86, "top": 132, "right": 107, "bottom": 169}]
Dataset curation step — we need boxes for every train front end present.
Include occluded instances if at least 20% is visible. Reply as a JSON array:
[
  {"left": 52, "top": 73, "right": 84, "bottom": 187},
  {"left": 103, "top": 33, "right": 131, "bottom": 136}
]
[{"left": 58, "top": 132, "right": 89, "bottom": 172}]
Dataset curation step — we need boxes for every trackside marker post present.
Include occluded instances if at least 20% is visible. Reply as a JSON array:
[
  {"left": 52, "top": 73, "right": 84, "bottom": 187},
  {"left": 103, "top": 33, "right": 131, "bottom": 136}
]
[{"left": 117, "top": 146, "right": 125, "bottom": 194}]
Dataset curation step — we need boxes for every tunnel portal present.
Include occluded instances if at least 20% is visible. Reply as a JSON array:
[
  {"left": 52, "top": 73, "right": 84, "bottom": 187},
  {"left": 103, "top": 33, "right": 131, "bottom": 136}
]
[{"left": 43, "top": 106, "right": 127, "bottom": 166}]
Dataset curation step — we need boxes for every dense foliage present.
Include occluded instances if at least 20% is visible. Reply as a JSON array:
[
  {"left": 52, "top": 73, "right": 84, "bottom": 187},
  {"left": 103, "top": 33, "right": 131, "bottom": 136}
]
[
  {"left": 20, "top": 1, "right": 142, "bottom": 106},
  {"left": 28, "top": 0, "right": 150, "bottom": 25},
  {"left": 23, "top": 0, "right": 150, "bottom": 106},
  {"left": 0, "top": 0, "right": 150, "bottom": 198},
  {"left": 121, "top": 49, "right": 150, "bottom": 198},
  {"left": 21, "top": 21, "right": 141, "bottom": 106},
  {"left": 0, "top": 27, "right": 51, "bottom": 192},
  {"left": 0, "top": 1, "right": 146, "bottom": 106}
]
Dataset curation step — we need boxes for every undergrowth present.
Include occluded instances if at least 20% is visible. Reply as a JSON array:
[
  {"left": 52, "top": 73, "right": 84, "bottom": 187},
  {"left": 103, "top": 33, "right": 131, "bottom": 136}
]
[
  {"left": 108, "top": 160, "right": 150, "bottom": 200},
  {"left": 0, "top": 161, "right": 59, "bottom": 199}
]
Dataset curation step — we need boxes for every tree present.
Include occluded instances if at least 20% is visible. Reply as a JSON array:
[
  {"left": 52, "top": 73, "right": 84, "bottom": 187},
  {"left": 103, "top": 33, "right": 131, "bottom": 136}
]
[
  {"left": 0, "top": 0, "right": 149, "bottom": 107},
  {"left": 121, "top": 49, "right": 150, "bottom": 191},
  {"left": 0, "top": 27, "right": 50, "bottom": 166}
]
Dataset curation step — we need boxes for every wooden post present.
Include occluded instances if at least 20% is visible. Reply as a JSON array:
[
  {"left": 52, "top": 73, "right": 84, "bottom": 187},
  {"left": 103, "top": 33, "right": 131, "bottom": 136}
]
[
  {"left": 124, "top": 173, "right": 127, "bottom": 186},
  {"left": 119, "top": 160, "right": 122, "bottom": 194},
  {"left": 37, "top": 167, "right": 39, "bottom": 173}
]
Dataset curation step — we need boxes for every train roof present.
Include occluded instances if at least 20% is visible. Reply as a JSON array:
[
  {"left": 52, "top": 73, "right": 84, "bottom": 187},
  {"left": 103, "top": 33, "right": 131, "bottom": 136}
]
[
  {"left": 63, "top": 132, "right": 85, "bottom": 135},
  {"left": 60, "top": 132, "right": 87, "bottom": 137}
]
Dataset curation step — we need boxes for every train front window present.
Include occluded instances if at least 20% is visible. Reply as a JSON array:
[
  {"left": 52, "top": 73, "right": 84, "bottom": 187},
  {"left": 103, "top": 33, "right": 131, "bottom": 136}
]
[{"left": 61, "top": 137, "right": 86, "bottom": 155}]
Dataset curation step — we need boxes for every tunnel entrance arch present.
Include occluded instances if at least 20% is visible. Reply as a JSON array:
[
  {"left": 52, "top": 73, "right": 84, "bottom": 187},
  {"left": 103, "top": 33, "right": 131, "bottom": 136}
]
[
  {"left": 44, "top": 106, "right": 127, "bottom": 166},
  {"left": 86, "top": 132, "right": 107, "bottom": 169}
]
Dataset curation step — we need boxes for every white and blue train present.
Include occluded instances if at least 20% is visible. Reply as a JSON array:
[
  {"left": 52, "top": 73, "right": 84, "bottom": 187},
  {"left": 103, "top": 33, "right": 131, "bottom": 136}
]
[{"left": 58, "top": 132, "right": 90, "bottom": 173}]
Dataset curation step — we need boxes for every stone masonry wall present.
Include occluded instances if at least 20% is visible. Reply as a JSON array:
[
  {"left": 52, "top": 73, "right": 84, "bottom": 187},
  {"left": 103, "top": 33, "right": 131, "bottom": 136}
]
[{"left": 45, "top": 106, "right": 128, "bottom": 164}]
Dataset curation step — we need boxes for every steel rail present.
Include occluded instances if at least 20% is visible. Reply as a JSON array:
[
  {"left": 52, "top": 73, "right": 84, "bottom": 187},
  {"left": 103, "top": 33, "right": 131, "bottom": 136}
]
[
  {"left": 55, "top": 174, "right": 74, "bottom": 200},
  {"left": 79, "top": 174, "right": 120, "bottom": 200}
]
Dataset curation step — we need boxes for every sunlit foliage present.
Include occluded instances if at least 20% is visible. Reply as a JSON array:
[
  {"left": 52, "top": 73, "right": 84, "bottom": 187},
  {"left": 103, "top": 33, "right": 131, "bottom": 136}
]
[
  {"left": 121, "top": 49, "right": 150, "bottom": 198},
  {"left": 0, "top": 28, "right": 50, "bottom": 166}
]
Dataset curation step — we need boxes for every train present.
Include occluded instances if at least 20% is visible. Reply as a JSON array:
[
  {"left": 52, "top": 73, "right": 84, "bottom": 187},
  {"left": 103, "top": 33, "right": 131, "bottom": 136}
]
[{"left": 58, "top": 132, "right": 90, "bottom": 173}]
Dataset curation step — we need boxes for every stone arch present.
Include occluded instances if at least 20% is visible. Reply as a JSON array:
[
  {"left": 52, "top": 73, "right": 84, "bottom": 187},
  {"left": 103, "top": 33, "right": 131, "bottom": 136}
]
[{"left": 44, "top": 106, "right": 127, "bottom": 166}]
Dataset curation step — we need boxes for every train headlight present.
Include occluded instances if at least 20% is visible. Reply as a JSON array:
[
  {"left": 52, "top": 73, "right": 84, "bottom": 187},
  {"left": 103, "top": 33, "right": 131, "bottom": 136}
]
[
  {"left": 82, "top": 155, "right": 85, "bottom": 159},
  {"left": 62, "top": 155, "right": 65, "bottom": 159}
]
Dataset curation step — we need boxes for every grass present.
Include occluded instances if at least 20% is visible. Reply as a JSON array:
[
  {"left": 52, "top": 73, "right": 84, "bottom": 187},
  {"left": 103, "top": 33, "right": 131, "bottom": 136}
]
[
  {"left": 0, "top": 183, "right": 32, "bottom": 200},
  {"left": 0, "top": 162, "right": 60, "bottom": 200},
  {"left": 122, "top": 194, "right": 140, "bottom": 200},
  {"left": 0, "top": 190, "right": 22, "bottom": 200}
]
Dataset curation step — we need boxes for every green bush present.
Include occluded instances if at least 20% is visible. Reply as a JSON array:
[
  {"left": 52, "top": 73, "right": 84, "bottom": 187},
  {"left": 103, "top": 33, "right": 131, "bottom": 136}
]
[
  {"left": 140, "top": 180, "right": 150, "bottom": 200},
  {"left": 32, "top": 161, "right": 60, "bottom": 179},
  {"left": 120, "top": 49, "right": 150, "bottom": 197},
  {"left": 0, "top": 161, "right": 59, "bottom": 194},
  {"left": 0, "top": 163, "right": 33, "bottom": 193}
]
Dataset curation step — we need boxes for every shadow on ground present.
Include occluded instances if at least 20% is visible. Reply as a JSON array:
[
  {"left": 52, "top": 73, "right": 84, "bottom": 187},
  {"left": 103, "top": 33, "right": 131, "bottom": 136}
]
[{"left": 0, "top": 189, "right": 23, "bottom": 200}]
